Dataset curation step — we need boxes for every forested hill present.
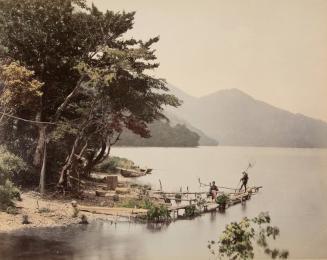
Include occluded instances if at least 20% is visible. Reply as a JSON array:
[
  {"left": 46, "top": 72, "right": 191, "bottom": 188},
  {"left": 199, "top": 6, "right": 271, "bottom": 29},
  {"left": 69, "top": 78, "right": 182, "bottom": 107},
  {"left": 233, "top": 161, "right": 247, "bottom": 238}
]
[{"left": 116, "top": 120, "right": 200, "bottom": 147}]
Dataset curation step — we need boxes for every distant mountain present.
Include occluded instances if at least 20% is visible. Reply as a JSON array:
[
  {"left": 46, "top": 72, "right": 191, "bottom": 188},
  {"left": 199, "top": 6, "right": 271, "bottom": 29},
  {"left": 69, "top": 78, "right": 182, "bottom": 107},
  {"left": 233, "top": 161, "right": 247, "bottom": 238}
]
[
  {"left": 117, "top": 120, "right": 200, "bottom": 147},
  {"left": 165, "top": 84, "right": 218, "bottom": 146},
  {"left": 169, "top": 87, "right": 327, "bottom": 148}
]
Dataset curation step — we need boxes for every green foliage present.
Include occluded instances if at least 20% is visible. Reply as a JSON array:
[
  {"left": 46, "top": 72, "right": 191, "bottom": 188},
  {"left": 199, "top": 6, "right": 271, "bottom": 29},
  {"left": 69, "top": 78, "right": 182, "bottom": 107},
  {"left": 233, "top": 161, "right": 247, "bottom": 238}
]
[
  {"left": 147, "top": 204, "right": 170, "bottom": 222},
  {"left": 0, "top": 0, "right": 181, "bottom": 190},
  {"left": 208, "top": 212, "right": 289, "bottom": 259},
  {"left": 119, "top": 197, "right": 154, "bottom": 209},
  {"left": 183, "top": 205, "right": 200, "bottom": 218},
  {"left": 0, "top": 62, "right": 43, "bottom": 111},
  {"left": 0, "top": 146, "right": 28, "bottom": 184},
  {"left": 0, "top": 180, "right": 21, "bottom": 211},
  {"left": 215, "top": 193, "right": 229, "bottom": 205},
  {"left": 119, "top": 197, "right": 170, "bottom": 222},
  {"left": 95, "top": 156, "right": 135, "bottom": 172},
  {"left": 117, "top": 120, "right": 200, "bottom": 147}
]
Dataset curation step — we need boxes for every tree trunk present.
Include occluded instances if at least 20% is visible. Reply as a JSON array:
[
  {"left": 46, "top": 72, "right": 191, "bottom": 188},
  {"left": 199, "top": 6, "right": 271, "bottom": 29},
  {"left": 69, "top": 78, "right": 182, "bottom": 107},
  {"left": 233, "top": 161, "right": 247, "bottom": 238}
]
[
  {"left": 39, "top": 138, "right": 47, "bottom": 194},
  {"left": 84, "top": 140, "right": 108, "bottom": 177},
  {"left": 32, "top": 120, "right": 47, "bottom": 195},
  {"left": 58, "top": 134, "right": 84, "bottom": 190},
  {"left": 33, "top": 112, "right": 45, "bottom": 167}
]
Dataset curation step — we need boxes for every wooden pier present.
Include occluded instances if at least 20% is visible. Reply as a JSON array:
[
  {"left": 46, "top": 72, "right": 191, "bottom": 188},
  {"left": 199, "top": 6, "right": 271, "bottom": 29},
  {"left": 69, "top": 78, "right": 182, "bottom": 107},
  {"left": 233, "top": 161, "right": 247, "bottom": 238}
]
[
  {"left": 78, "top": 186, "right": 262, "bottom": 221},
  {"left": 155, "top": 186, "right": 263, "bottom": 219}
]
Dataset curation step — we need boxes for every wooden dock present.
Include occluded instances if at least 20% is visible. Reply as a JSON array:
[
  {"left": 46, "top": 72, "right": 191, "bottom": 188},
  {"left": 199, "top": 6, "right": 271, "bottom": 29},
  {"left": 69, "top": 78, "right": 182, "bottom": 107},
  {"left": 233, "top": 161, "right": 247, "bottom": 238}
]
[
  {"left": 78, "top": 186, "right": 262, "bottom": 221},
  {"left": 165, "top": 186, "right": 263, "bottom": 219}
]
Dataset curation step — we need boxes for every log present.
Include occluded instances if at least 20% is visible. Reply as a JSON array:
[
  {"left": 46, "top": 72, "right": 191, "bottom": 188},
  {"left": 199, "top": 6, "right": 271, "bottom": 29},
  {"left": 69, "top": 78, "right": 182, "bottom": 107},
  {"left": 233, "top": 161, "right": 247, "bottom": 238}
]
[{"left": 79, "top": 205, "right": 148, "bottom": 216}]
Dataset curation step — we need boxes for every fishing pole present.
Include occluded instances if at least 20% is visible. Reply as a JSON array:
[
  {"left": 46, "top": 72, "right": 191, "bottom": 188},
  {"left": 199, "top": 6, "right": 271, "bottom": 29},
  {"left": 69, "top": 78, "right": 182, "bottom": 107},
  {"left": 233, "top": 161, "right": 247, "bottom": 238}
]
[{"left": 198, "top": 178, "right": 238, "bottom": 191}]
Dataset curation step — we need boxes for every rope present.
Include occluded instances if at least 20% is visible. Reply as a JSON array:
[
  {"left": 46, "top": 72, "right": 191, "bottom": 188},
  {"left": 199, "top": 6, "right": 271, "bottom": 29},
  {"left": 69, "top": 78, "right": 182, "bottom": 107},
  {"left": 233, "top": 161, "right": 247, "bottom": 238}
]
[{"left": 0, "top": 111, "right": 56, "bottom": 125}]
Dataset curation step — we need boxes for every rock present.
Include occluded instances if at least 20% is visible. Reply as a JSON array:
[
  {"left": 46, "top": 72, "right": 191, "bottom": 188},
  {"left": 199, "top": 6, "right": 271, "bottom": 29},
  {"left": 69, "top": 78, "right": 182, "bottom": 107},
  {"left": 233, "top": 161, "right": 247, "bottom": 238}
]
[
  {"left": 95, "top": 190, "right": 107, "bottom": 197},
  {"left": 79, "top": 214, "right": 89, "bottom": 224},
  {"left": 115, "top": 188, "right": 130, "bottom": 195},
  {"left": 22, "top": 215, "right": 30, "bottom": 225}
]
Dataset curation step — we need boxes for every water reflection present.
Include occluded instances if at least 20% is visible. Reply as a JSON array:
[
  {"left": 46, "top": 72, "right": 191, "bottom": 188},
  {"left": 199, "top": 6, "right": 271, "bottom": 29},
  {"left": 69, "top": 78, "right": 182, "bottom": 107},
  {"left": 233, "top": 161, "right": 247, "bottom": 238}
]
[
  {"left": 0, "top": 233, "right": 75, "bottom": 260},
  {"left": 146, "top": 222, "right": 170, "bottom": 232}
]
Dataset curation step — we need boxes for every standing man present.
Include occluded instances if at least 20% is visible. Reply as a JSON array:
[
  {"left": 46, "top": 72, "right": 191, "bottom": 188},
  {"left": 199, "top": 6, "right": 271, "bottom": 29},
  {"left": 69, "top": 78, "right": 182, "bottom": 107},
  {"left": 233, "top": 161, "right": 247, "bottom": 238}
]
[
  {"left": 239, "top": 171, "right": 249, "bottom": 192},
  {"left": 210, "top": 181, "right": 219, "bottom": 200}
]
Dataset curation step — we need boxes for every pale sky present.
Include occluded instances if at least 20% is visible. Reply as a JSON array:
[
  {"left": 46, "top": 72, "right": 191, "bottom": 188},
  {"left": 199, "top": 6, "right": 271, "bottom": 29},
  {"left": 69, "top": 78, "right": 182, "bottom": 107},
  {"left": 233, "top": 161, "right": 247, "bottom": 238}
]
[{"left": 88, "top": 0, "right": 327, "bottom": 121}]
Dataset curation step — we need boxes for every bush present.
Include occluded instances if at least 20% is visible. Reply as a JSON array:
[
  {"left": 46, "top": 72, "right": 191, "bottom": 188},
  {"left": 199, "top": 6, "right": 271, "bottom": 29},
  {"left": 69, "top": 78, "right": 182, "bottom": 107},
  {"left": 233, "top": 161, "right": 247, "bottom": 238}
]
[
  {"left": 95, "top": 156, "right": 135, "bottom": 173},
  {"left": 0, "top": 146, "right": 28, "bottom": 184},
  {"left": 147, "top": 204, "right": 170, "bottom": 222},
  {"left": 216, "top": 193, "right": 229, "bottom": 205},
  {"left": 0, "top": 179, "right": 21, "bottom": 210},
  {"left": 118, "top": 198, "right": 170, "bottom": 222},
  {"left": 6, "top": 205, "right": 19, "bottom": 215},
  {"left": 184, "top": 205, "right": 200, "bottom": 218}
]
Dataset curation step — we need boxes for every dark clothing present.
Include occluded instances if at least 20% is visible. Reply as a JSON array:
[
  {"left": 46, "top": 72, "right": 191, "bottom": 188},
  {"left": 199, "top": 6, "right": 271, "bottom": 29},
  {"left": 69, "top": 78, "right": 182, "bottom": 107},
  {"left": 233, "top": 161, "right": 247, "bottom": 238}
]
[
  {"left": 209, "top": 184, "right": 218, "bottom": 200},
  {"left": 240, "top": 173, "right": 249, "bottom": 184},
  {"left": 210, "top": 184, "right": 218, "bottom": 192},
  {"left": 239, "top": 173, "right": 249, "bottom": 192},
  {"left": 239, "top": 182, "right": 247, "bottom": 192}
]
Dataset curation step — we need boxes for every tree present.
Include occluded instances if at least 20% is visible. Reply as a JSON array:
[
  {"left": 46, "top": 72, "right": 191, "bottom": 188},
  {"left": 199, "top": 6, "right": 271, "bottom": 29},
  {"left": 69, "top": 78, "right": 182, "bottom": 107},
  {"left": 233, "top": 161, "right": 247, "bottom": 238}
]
[
  {"left": 117, "top": 120, "right": 200, "bottom": 147},
  {"left": 0, "top": 0, "right": 180, "bottom": 192},
  {"left": 208, "top": 212, "right": 289, "bottom": 259}
]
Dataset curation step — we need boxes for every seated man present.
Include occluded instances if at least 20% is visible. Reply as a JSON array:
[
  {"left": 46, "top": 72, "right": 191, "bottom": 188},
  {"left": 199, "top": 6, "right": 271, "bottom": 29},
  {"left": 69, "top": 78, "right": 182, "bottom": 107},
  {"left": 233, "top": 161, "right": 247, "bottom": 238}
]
[{"left": 209, "top": 181, "right": 219, "bottom": 200}]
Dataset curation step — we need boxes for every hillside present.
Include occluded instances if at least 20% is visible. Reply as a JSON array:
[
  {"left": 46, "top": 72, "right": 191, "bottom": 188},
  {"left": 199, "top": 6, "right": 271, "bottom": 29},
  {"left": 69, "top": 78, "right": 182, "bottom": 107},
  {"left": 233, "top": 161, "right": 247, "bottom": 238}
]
[
  {"left": 117, "top": 120, "right": 200, "bottom": 147},
  {"left": 170, "top": 88, "right": 327, "bottom": 148},
  {"left": 166, "top": 112, "right": 218, "bottom": 146}
]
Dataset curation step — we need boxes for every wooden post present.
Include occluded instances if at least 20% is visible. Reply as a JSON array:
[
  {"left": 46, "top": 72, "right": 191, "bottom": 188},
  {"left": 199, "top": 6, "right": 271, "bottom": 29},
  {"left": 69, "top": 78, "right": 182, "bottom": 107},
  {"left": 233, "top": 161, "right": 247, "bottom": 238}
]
[{"left": 107, "top": 175, "right": 118, "bottom": 190}]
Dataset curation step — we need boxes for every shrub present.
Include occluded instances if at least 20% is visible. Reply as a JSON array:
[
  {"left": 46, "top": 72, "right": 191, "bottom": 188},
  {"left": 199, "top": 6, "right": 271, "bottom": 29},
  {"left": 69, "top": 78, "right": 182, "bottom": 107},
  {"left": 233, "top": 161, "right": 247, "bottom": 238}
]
[
  {"left": 0, "top": 180, "right": 21, "bottom": 210},
  {"left": 184, "top": 205, "right": 200, "bottom": 218},
  {"left": 216, "top": 193, "right": 229, "bottom": 205},
  {"left": 0, "top": 146, "right": 28, "bottom": 184},
  {"left": 6, "top": 205, "right": 19, "bottom": 215},
  {"left": 95, "top": 156, "right": 135, "bottom": 173},
  {"left": 119, "top": 198, "right": 170, "bottom": 222},
  {"left": 147, "top": 204, "right": 170, "bottom": 222}
]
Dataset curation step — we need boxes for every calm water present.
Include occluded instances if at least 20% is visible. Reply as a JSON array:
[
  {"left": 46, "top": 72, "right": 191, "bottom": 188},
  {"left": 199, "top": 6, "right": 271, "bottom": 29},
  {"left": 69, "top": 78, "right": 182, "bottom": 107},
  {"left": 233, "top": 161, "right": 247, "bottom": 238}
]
[{"left": 1, "top": 146, "right": 327, "bottom": 260}]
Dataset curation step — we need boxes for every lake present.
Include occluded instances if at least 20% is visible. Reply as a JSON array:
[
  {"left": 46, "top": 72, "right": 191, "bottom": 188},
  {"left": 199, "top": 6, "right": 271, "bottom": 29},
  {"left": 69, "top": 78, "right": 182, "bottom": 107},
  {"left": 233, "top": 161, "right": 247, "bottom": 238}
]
[{"left": 1, "top": 146, "right": 327, "bottom": 259}]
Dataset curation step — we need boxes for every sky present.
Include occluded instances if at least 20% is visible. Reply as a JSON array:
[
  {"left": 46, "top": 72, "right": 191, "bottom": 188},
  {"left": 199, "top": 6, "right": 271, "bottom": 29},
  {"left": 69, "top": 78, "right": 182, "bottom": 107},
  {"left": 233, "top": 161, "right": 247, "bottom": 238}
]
[{"left": 88, "top": 0, "right": 327, "bottom": 122}]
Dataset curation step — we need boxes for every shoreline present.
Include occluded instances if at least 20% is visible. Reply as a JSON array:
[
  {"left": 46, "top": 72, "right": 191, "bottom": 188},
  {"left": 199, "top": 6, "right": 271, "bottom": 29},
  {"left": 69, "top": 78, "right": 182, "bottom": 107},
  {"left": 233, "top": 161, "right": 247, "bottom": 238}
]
[{"left": 0, "top": 191, "right": 119, "bottom": 234}]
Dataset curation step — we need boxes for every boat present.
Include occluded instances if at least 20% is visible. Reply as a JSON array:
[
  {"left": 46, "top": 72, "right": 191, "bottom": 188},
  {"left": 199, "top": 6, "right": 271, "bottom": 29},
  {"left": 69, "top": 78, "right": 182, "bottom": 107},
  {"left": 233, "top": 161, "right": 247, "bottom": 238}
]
[{"left": 117, "top": 167, "right": 147, "bottom": 178}]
